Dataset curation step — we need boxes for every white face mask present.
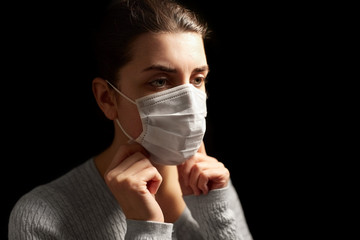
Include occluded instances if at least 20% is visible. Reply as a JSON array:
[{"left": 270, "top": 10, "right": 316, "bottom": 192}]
[{"left": 106, "top": 80, "right": 207, "bottom": 165}]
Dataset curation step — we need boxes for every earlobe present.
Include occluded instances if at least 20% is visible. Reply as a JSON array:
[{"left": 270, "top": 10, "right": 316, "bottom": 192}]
[{"left": 92, "top": 77, "right": 118, "bottom": 120}]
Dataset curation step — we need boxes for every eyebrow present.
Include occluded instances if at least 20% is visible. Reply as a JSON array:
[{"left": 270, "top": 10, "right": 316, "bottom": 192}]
[
  {"left": 142, "top": 64, "right": 210, "bottom": 74},
  {"left": 193, "top": 65, "right": 210, "bottom": 73},
  {"left": 142, "top": 64, "right": 177, "bottom": 73}
]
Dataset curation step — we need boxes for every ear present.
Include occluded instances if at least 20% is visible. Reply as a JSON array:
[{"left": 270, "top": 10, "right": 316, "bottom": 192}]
[{"left": 92, "top": 77, "right": 118, "bottom": 120}]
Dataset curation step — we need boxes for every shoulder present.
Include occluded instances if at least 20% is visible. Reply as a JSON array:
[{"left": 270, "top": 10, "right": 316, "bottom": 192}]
[
  {"left": 10, "top": 159, "right": 108, "bottom": 213},
  {"left": 9, "top": 181, "right": 62, "bottom": 239},
  {"left": 9, "top": 159, "right": 117, "bottom": 238},
  {"left": 19, "top": 159, "right": 99, "bottom": 203}
]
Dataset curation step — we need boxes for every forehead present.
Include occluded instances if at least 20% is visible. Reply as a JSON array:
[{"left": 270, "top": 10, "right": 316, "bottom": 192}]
[{"left": 128, "top": 32, "right": 207, "bottom": 70}]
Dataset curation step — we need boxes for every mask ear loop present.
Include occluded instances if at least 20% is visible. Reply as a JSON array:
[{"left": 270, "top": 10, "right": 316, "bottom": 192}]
[
  {"left": 106, "top": 80, "right": 137, "bottom": 143},
  {"left": 115, "top": 119, "right": 135, "bottom": 143},
  {"left": 105, "top": 80, "right": 136, "bottom": 105}
]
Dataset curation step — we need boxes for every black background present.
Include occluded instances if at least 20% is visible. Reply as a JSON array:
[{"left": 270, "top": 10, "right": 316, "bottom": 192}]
[{"left": 1, "top": 0, "right": 323, "bottom": 239}]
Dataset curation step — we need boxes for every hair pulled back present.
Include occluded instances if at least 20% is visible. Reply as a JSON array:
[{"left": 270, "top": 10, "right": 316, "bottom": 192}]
[{"left": 95, "top": 0, "right": 209, "bottom": 84}]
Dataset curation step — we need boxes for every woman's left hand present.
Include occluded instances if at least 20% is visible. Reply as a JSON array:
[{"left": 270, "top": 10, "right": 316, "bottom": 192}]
[{"left": 177, "top": 142, "right": 230, "bottom": 196}]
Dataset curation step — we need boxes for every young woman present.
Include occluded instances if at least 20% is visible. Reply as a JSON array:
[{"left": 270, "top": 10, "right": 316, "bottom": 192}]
[{"left": 9, "top": 0, "right": 252, "bottom": 239}]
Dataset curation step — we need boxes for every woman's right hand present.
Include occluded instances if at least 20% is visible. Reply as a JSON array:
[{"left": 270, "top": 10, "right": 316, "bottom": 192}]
[{"left": 104, "top": 143, "right": 164, "bottom": 222}]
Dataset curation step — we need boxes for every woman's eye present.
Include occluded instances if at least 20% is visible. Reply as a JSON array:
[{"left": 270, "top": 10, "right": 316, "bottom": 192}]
[
  {"left": 191, "top": 77, "right": 205, "bottom": 87},
  {"left": 150, "top": 78, "right": 167, "bottom": 88}
]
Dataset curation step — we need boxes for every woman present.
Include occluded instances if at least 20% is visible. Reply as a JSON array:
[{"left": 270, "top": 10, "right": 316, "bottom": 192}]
[{"left": 9, "top": 0, "right": 252, "bottom": 239}]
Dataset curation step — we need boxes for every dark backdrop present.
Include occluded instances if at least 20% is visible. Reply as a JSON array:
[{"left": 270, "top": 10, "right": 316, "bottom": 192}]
[{"left": 2, "top": 1, "right": 314, "bottom": 239}]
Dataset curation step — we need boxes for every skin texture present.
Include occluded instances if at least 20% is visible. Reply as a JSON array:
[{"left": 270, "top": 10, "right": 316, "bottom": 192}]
[{"left": 92, "top": 32, "right": 230, "bottom": 223}]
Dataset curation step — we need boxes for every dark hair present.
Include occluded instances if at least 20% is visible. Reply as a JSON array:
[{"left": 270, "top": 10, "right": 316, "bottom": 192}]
[{"left": 95, "top": 0, "right": 209, "bottom": 84}]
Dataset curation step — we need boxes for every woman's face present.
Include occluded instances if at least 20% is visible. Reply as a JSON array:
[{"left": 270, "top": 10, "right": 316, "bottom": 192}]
[{"left": 114, "top": 32, "right": 208, "bottom": 140}]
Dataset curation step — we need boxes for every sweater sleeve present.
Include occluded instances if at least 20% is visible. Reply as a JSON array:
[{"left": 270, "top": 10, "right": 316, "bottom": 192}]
[
  {"left": 125, "top": 220, "right": 173, "bottom": 240},
  {"left": 183, "top": 181, "right": 252, "bottom": 240}
]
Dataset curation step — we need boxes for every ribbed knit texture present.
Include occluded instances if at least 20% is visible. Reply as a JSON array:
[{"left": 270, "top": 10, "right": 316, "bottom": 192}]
[{"left": 9, "top": 159, "right": 252, "bottom": 240}]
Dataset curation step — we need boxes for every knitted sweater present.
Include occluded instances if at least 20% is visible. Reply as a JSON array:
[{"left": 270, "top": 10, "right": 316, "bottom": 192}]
[{"left": 9, "top": 159, "right": 252, "bottom": 240}]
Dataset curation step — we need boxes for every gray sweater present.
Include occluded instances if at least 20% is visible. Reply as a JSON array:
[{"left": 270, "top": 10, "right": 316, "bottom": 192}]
[{"left": 9, "top": 159, "right": 252, "bottom": 240}]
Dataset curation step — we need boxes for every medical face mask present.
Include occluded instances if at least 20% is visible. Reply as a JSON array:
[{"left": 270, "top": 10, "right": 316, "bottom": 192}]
[{"left": 106, "top": 80, "right": 207, "bottom": 165}]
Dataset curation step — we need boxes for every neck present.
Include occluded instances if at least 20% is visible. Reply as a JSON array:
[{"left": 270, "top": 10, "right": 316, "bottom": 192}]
[
  {"left": 94, "top": 124, "right": 129, "bottom": 178},
  {"left": 154, "top": 164, "right": 186, "bottom": 223}
]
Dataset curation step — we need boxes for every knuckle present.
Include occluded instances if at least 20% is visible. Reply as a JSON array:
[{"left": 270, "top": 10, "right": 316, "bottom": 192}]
[
  {"left": 193, "top": 162, "right": 203, "bottom": 171},
  {"left": 150, "top": 166, "right": 161, "bottom": 178},
  {"left": 105, "top": 170, "right": 128, "bottom": 188},
  {"left": 121, "top": 177, "right": 135, "bottom": 188},
  {"left": 136, "top": 157, "right": 152, "bottom": 168},
  {"left": 225, "top": 168, "right": 230, "bottom": 177},
  {"left": 104, "top": 170, "right": 116, "bottom": 183},
  {"left": 148, "top": 165, "right": 157, "bottom": 173},
  {"left": 199, "top": 171, "right": 208, "bottom": 179},
  {"left": 116, "top": 176, "right": 139, "bottom": 192}
]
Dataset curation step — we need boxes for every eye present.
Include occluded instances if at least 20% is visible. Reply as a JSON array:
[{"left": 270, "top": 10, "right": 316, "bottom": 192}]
[
  {"left": 191, "top": 76, "right": 206, "bottom": 87},
  {"left": 149, "top": 78, "right": 167, "bottom": 88}
]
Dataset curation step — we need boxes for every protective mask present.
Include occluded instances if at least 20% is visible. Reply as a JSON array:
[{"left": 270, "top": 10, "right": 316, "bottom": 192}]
[{"left": 106, "top": 80, "right": 207, "bottom": 165}]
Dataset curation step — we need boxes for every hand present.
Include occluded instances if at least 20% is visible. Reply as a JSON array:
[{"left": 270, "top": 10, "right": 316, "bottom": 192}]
[
  {"left": 104, "top": 143, "right": 164, "bottom": 222},
  {"left": 177, "top": 142, "right": 230, "bottom": 196}
]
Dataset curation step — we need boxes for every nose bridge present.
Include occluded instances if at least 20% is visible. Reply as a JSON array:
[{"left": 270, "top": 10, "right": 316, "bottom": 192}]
[{"left": 177, "top": 65, "right": 193, "bottom": 85}]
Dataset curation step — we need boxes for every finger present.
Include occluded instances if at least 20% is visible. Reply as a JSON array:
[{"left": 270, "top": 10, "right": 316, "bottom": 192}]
[
  {"left": 189, "top": 161, "right": 227, "bottom": 195},
  {"left": 142, "top": 168, "right": 162, "bottom": 195},
  {"left": 188, "top": 161, "right": 216, "bottom": 195},
  {"left": 117, "top": 152, "right": 152, "bottom": 175},
  {"left": 121, "top": 156, "right": 162, "bottom": 192},
  {"left": 107, "top": 152, "right": 148, "bottom": 178},
  {"left": 189, "top": 162, "right": 202, "bottom": 196},
  {"left": 104, "top": 152, "right": 145, "bottom": 186},
  {"left": 177, "top": 157, "right": 196, "bottom": 188},
  {"left": 202, "top": 167, "right": 230, "bottom": 191},
  {"left": 194, "top": 153, "right": 218, "bottom": 164},
  {"left": 129, "top": 162, "right": 162, "bottom": 195},
  {"left": 197, "top": 171, "right": 209, "bottom": 195},
  {"left": 127, "top": 157, "right": 155, "bottom": 176}
]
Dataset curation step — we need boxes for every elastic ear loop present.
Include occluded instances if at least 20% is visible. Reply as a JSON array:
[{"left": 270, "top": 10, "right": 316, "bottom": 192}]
[
  {"left": 106, "top": 80, "right": 136, "bottom": 142},
  {"left": 115, "top": 119, "right": 135, "bottom": 143},
  {"left": 105, "top": 80, "right": 136, "bottom": 104}
]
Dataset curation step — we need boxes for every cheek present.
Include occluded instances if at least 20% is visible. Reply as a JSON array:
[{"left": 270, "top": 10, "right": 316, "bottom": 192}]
[{"left": 117, "top": 101, "right": 143, "bottom": 139}]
